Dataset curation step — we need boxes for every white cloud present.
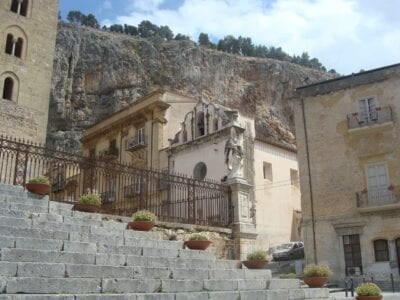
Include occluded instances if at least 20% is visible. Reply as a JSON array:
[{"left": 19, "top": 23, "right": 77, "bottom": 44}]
[{"left": 106, "top": 0, "right": 400, "bottom": 74}]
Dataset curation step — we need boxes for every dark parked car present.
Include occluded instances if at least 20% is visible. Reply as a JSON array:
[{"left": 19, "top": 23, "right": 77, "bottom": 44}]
[{"left": 272, "top": 242, "right": 304, "bottom": 261}]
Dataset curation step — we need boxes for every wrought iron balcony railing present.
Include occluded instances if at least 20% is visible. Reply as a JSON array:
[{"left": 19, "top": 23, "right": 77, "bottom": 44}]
[
  {"left": 356, "top": 187, "right": 399, "bottom": 208},
  {"left": 347, "top": 106, "right": 393, "bottom": 130}
]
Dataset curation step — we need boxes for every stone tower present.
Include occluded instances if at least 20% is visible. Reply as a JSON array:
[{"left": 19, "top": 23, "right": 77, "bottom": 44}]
[{"left": 0, "top": 0, "right": 59, "bottom": 144}]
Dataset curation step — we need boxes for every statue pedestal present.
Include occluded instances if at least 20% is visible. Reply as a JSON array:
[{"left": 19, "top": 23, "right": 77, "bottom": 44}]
[{"left": 226, "top": 177, "right": 257, "bottom": 260}]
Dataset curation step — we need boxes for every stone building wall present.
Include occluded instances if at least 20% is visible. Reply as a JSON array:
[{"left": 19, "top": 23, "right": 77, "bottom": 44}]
[
  {"left": 294, "top": 64, "right": 400, "bottom": 283},
  {"left": 253, "top": 141, "right": 301, "bottom": 251},
  {"left": 0, "top": 0, "right": 59, "bottom": 143}
]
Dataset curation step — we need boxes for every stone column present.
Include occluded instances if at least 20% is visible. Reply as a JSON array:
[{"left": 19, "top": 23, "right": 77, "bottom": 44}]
[{"left": 227, "top": 176, "right": 257, "bottom": 260}]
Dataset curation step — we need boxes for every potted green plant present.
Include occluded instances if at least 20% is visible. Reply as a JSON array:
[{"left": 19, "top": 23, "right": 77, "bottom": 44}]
[
  {"left": 73, "top": 193, "right": 101, "bottom": 213},
  {"left": 303, "top": 264, "right": 332, "bottom": 288},
  {"left": 25, "top": 176, "right": 50, "bottom": 195},
  {"left": 128, "top": 210, "right": 156, "bottom": 231},
  {"left": 355, "top": 282, "right": 382, "bottom": 300},
  {"left": 184, "top": 233, "right": 211, "bottom": 250},
  {"left": 242, "top": 250, "right": 269, "bottom": 269}
]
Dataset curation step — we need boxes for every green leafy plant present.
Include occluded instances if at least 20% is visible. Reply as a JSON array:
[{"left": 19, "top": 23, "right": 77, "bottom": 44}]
[
  {"left": 356, "top": 283, "right": 382, "bottom": 296},
  {"left": 79, "top": 193, "right": 101, "bottom": 206},
  {"left": 279, "top": 272, "right": 297, "bottom": 279},
  {"left": 188, "top": 233, "right": 208, "bottom": 241},
  {"left": 303, "top": 264, "right": 332, "bottom": 278},
  {"left": 28, "top": 176, "right": 49, "bottom": 185},
  {"left": 246, "top": 250, "right": 267, "bottom": 261},
  {"left": 132, "top": 210, "right": 155, "bottom": 222}
]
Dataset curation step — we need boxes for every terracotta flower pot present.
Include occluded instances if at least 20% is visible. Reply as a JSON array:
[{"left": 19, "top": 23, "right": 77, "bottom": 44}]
[
  {"left": 128, "top": 221, "right": 154, "bottom": 231},
  {"left": 303, "top": 276, "right": 329, "bottom": 288},
  {"left": 184, "top": 240, "right": 211, "bottom": 250},
  {"left": 73, "top": 203, "right": 100, "bottom": 213},
  {"left": 356, "top": 296, "right": 382, "bottom": 300},
  {"left": 242, "top": 260, "right": 269, "bottom": 269},
  {"left": 25, "top": 183, "right": 50, "bottom": 195}
]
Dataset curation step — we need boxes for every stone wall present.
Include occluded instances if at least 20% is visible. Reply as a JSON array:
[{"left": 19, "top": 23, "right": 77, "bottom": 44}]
[
  {"left": 293, "top": 65, "right": 400, "bottom": 282},
  {"left": 152, "top": 222, "right": 234, "bottom": 260},
  {"left": 0, "top": 0, "right": 59, "bottom": 144}
]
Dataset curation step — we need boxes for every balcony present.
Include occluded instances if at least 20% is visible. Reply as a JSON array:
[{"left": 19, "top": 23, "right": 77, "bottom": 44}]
[
  {"left": 99, "top": 147, "right": 119, "bottom": 161},
  {"left": 126, "top": 136, "right": 146, "bottom": 151},
  {"left": 347, "top": 106, "right": 393, "bottom": 130},
  {"left": 356, "top": 186, "right": 400, "bottom": 213}
]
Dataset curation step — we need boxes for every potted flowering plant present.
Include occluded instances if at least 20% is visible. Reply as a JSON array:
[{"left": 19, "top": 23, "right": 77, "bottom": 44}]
[
  {"left": 25, "top": 176, "right": 50, "bottom": 195},
  {"left": 242, "top": 250, "right": 268, "bottom": 269},
  {"left": 73, "top": 193, "right": 101, "bottom": 213},
  {"left": 355, "top": 282, "right": 382, "bottom": 300},
  {"left": 184, "top": 233, "right": 211, "bottom": 250},
  {"left": 303, "top": 264, "right": 332, "bottom": 288},
  {"left": 128, "top": 210, "right": 156, "bottom": 231}
]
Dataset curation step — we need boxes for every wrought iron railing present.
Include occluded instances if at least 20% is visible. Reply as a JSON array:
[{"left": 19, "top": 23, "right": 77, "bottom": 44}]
[
  {"left": 347, "top": 106, "right": 393, "bottom": 129},
  {"left": 0, "top": 136, "right": 232, "bottom": 227},
  {"left": 356, "top": 187, "right": 399, "bottom": 208}
]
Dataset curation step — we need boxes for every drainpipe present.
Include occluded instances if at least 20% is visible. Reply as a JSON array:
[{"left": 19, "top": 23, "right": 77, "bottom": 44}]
[
  {"left": 150, "top": 111, "right": 154, "bottom": 169},
  {"left": 301, "top": 97, "right": 318, "bottom": 264}
]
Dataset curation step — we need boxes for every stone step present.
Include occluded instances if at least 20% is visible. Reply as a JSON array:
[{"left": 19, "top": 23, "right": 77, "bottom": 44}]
[
  {"left": 0, "top": 232, "right": 203, "bottom": 259},
  {"left": 0, "top": 187, "right": 28, "bottom": 199},
  {"left": 0, "top": 225, "right": 69, "bottom": 241},
  {"left": 1, "top": 277, "right": 276, "bottom": 294},
  {"left": 0, "top": 197, "right": 48, "bottom": 210},
  {"left": 0, "top": 286, "right": 329, "bottom": 299},
  {"left": 0, "top": 248, "right": 232, "bottom": 270},
  {"left": 0, "top": 219, "right": 181, "bottom": 250},
  {"left": 0, "top": 262, "right": 270, "bottom": 281}
]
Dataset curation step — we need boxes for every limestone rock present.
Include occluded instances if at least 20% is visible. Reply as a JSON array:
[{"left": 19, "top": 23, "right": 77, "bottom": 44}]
[{"left": 48, "top": 23, "right": 334, "bottom": 151}]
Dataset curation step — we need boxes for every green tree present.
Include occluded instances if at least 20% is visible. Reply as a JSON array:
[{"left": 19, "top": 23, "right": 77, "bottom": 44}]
[
  {"left": 138, "top": 20, "right": 159, "bottom": 38},
  {"left": 67, "top": 10, "right": 84, "bottom": 25},
  {"left": 158, "top": 25, "right": 174, "bottom": 40},
  {"left": 198, "top": 33, "right": 210, "bottom": 46},
  {"left": 124, "top": 24, "right": 138, "bottom": 35},
  {"left": 238, "top": 36, "right": 254, "bottom": 56},
  {"left": 109, "top": 24, "right": 124, "bottom": 33},
  {"left": 217, "top": 35, "right": 240, "bottom": 54},
  {"left": 174, "top": 33, "right": 191, "bottom": 40},
  {"left": 82, "top": 13, "right": 99, "bottom": 28}
]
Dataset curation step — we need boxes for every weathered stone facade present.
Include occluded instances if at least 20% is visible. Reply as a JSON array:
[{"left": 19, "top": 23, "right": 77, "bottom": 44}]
[
  {"left": 0, "top": 0, "right": 58, "bottom": 143},
  {"left": 169, "top": 98, "right": 302, "bottom": 257},
  {"left": 80, "top": 89, "right": 302, "bottom": 259},
  {"left": 293, "top": 63, "right": 400, "bottom": 283}
]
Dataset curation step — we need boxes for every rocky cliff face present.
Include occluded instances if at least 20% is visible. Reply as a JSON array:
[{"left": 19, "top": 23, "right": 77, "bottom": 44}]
[{"left": 48, "top": 23, "right": 333, "bottom": 151}]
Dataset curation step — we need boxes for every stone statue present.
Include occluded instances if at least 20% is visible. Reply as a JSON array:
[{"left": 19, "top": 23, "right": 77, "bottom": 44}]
[{"left": 225, "top": 129, "right": 243, "bottom": 179}]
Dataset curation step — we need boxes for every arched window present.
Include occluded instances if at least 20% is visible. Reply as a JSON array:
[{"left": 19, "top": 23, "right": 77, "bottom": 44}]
[
  {"left": 10, "top": 0, "right": 19, "bottom": 13},
  {"left": 3, "top": 77, "right": 14, "bottom": 100},
  {"left": 20, "top": 0, "right": 29, "bottom": 17},
  {"left": 373, "top": 239, "right": 389, "bottom": 262},
  {"left": 213, "top": 118, "right": 219, "bottom": 131},
  {"left": 14, "top": 38, "right": 23, "bottom": 58},
  {"left": 196, "top": 112, "right": 205, "bottom": 137},
  {"left": 5, "top": 34, "right": 14, "bottom": 55},
  {"left": 182, "top": 129, "right": 187, "bottom": 142}
]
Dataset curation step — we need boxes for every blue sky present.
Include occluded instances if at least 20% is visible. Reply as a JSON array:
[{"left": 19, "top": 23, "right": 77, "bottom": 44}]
[{"left": 59, "top": 0, "right": 400, "bottom": 74}]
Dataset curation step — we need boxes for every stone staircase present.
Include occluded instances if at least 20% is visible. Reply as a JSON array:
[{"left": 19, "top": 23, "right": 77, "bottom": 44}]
[{"left": 0, "top": 184, "right": 330, "bottom": 299}]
